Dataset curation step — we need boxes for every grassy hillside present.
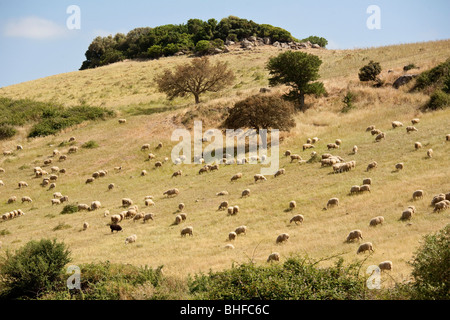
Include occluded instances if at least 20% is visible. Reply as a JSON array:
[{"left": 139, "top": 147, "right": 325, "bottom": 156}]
[{"left": 0, "top": 40, "right": 449, "bottom": 290}]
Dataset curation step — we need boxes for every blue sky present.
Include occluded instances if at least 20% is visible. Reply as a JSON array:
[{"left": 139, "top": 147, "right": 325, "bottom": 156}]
[{"left": 0, "top": 0, "right": 449, "bottom": 88}]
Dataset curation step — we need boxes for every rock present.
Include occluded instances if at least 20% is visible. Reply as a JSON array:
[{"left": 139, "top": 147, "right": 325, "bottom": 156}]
[
  {"left": 225, "top": 40, "right": 235, "bottom": 46},
  {"left": 263, "top": 37, "right": 271, "bottom": 45},
  {"left": 223, "top": 45, "right": 230, "bottom": 53},
  {"left": 312, "top": 44, "right": 321, "bottom": 49},
  {"left": 393, "top": 75, "right": 418, "bottom": 89},
  {"left": 248, "top": 36, "right": 257, "bottom": 42},
  {"left": 213, "top": 48, "right": 223, "bottom": 54},
  {"left": 273, "top": 41, "right": 280, "bottom": 47},
  {"left": 241, "top": 39, "right": 253, "bottom": 48},
  {"left": 174, "top": 51, "right": 184, "bottom": 56}
]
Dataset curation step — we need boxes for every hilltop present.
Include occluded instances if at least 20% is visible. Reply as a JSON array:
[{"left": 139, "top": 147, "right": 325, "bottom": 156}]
[{"left": 0, "top": 39, "right": 449, "bottom": 288}]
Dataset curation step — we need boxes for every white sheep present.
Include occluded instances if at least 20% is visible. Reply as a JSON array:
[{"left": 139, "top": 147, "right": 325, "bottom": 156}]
[
  {"left": 302, "top": 143, "right": 315, "bottom": 151},
  {"left": 218, "top": 201, "right": 229, "bottom": 210},
  {"left": 133, "top": 213, "right": 144, "bottom": 222},
  {"left": 18, "top": 181, "right": 29, "bottom": 189},
  {"left": 83, "top": 222, "right": 89, "bottom": 230},
  {"left": 125, "top": 234, "right": 137, "bottom": 244},
  {"left": 289, "top": 200, "right": 297, "bottom": 209},
  {"left": 141, "top": 144, "right": 150, "bottom": 151},
  {"left": 118, "top": 119, "right": 127, "bottom": 124},
  {"left": 379, "top": 261, "right": 393, "bottom": 271},
  {"left": 290, "top": 154, "right": 302, "bottom": 162},
  {"left": 178, "top": 203, "right": 185, "bottom": 211},
  {"left": 234, "top": 226, "right": 247, "bottom": 235},
  {"left": 414, "top": 142, "right": 422, "bottom": 150},
  {"left": 346, "top": 230, "right": 363, "bottom": 242},
  {"left": 360, "top": 184, "right": 371, "bottom": 193},
  {"left": 224, "top": 244, "right": 235, "bottom": 250},
  {"left": 326, "top": 197, "right": 339, "bottom": 208},
  {"left": 216, "top": 191, "right": 229, "bottom": 196},
  {"left": 375, "top": 132, "right": 386, "bottom": 142},
  {"left": 228, "top": 232, "right": 237, "bottom": 241},
  {"left": 274, "top": 168, "right": 286, "bottom": 178},
  {"left": 90, "top": 201, "right": 102, "bottom": 211},
  {"left": 122, "top": 198, "right": 133, "bottom": 207},
  {"left": 352, "top": 145, "right": 358, "bottom": 154},
  {"left": 412, "top": 190, "right": 424, "bottom": 200},
  {"left": 267, "top": 252, "right": 280, "bottom": 262},
  {"left": 108, "top": 183, "right": 115, "bottom": 190},
  {"left": 427, "top": 149, "right": 433, "bottom": 158},
  {"left": 434, "top": 200, "right": 449, "bottom": 212},
  {"left": 357, "top": 242, "right": 374, "bottom": 254},
  {"left": 327, "top": 143, "right": 339, "bottom": 150},
  {"left": 369, "top": 216, "right": 384, "bottom": 227},
  {"left": 181, "top": 226, "right": 194, "bottom": 237},
  {"left": 231, "top": 173, "right": 243, "bottom": 181},
  {"left": 276, "top": 233, "right": 290, "bottom": 244},
  {"left": 411, "top": 118, "right": 420, "bottom": 125},
  {"left": 406, "top": 126, "right": 418, "bottom": 133},
  {"left": 51, "top": 199, "right": 61, "bottom": 205},
  {"left": 254, "top": 174, "right": 267, "bottom": 183},
  {"left": 350, "top": 185, "right": 361, "bottom": 194},
  {"left": 78, "top": 204, "right": 90, "bottom": 211},
  {"left": 21, "top": 196, "right": 33, "bottom": 203},
  {"left": 143, "top": 213, "right": 154, "bottom": 223},
  {"left": 395, "top": 163, "right": 404, "bottom": 171},
  {"left": 392, "top": 121, "right": 403, "bottom": 128},
  {"left": 290, "top": 214, "right": 304, "bottom": 225},
  {"left": 241, "top": 189, "right": 250, "bottom": 197},
  {"left": 366, "top": 161, "right": 378, "bottom": 172},
  {"left": 163, "top": 188, "right": 179, "bottom": 197}
]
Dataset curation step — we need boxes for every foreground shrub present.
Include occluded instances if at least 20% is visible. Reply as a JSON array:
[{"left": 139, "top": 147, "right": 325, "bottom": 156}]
[
  {"left": 188, "top": 256, "right": 366, "bottom": 300},
  {"left": 0, "top": 239, "right": 71, "bottom": 299},
  {"left": 0, "top": 124, "right": 17, "bottom": 140},
  {"left": 358, "top": 60, "right": 382, "bottom": 82},
  {"left": 409, "top": 224, "right": 450, "bottom": 300},
  {"left": 427, "top": 90, "right": 450, "bottom": 110}
]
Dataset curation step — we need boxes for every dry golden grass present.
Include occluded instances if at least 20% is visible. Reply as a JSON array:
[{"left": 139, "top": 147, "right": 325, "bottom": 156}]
[{"left": 0, "top": 40, "right": 449, "bottom": 287}]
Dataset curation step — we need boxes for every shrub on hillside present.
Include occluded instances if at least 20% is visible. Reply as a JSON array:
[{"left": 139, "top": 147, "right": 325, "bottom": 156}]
[
  {"left": 0, "top": 124, "right": 17, "bottom": 140},
  {"left": 81, "top": 140, "right": 99, "bottom": 149},
  {"left": 224, "top": 94, "right": 296, "bottom": 132},
  {"left": 427, "top": 90, "right": 450, "bottom": 110},
  {"left": 408, "top": 224, "right": 450, "bottom": 300},
  {"left": 188, "top": 256, "right": 366, "bottom": 300},
  {"left": 414, "top": 58, "right": 450, "bottom": 91},
  {"left": 61, "top": 204, "right": 78, "bottom": 215},
  {"left": 0, "top": 239, "right": 71, "bottom": 299},
  {"left": 358, "top": 60, "right": 382, "bottom": 82},
  {"left": 301, "top": 36, "right": 328, "bottom": 48}
]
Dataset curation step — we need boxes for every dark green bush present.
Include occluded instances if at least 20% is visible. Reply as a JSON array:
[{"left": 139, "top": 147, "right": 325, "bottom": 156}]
[
  {"left": 342, "top": 91, "right": 355, "bottom": 113},
  {"left": 0, "top": 124, "right": 17, "bottom": 140},
  {"left": 61, "top": 204, "right": 79, "bottom": 215},
  {"left": 414, "top": 58, "right": 450, "bottom": 91},
  {"left": 409, "top": 224, "right": 450, "bottom": 300},
  {"left": 188, "top": 256, "right": 366, "bottom": 300},
  {"left": 195, "top": 40, "right": 212, "bottom": 55},
  {"left": 358, "top": 61, "right": 382, "bottom": 82},
  {"left": 427, "top": 90, "right": 450, "bottom": 110},
  {"left": 0, "top": 239, "right": 71, "bottom": 299},
  {"left": 403, "top": 63, "right": 417, "bottom": 71},
  {"left": 301, "top": 36, "right": 328, "bottom": 48},
  {"left": 81, "top": 140, "right": 99, "bottom": 149}
]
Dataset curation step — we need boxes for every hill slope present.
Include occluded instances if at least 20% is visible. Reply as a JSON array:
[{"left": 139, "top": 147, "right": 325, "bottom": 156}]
[{"left": 0, "top": 40, "right": 449, "bottom": 287}]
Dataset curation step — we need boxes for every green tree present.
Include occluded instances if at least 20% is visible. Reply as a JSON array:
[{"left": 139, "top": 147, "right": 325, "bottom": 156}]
[
  {"left": 195, "top": 40, "right": 212, "bottom": 56},
  {"left": 224, "top": 94, "right": 296, "bottom": 132},
  {"left": 358, "top": 60, "right": 382, "bottom": 82},
  {"left": 154, "top": 56, "right": 235, "bottom": 104},
  {"left": 301, "top": 36, "right": 328, "bottom": 48},
  {"left": 0, "top": 239, "right": 71, "bottom": 299},
  {"left": 267, "top": 51, "right": 326, "bottom": 110}
]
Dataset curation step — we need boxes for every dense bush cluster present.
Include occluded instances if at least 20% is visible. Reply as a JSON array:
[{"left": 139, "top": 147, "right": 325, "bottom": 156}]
[
  {"left": 0, "top": 97, "right": 114, "bottom": 139},
  {"left": 79, "top": 16, "right": 298, "bottom": 70}
]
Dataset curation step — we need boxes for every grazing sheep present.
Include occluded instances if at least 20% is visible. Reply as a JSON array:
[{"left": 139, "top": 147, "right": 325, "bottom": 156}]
[
  {"left": 427, "top": 149, "right": 433, "bottom": 158},
  {"left": 3, "top": 150, "right": 12, "bottom": 156},
  {"left": 414, "top": 142, "right": 422, "bottom": 150},
  {"left": 210, "top": 164, "right": 219, "bottom": 171},
  {"left": 43, "top": 159, "right": 53, "bottom": 166},
  {"left": 59, "top": 155, "right": 67, "bottom": 161},
  {"left": 0, "top": 168, "right": 5, "bottom": 173},
  {"left": 68, "top": 136, "right": 76, "bottom": 142},
  {"left": 406, "top": 126, "right": 418, "bottom": 133},
  {"left": 216, "top": 191, "right": 229, "bottom": 196},
  {"left": 7, "top": 196, "right": 17, "bottom": 204},
  {"left": 141, "top": 170, "right": 148, "bottom": 176},
  {"left": 335, "top": 139, "right": 342, "bottom": 146},
  {"left": 434, "top": 200, "right": 450, "bottom": 212},
  {"left": 447, "top": 134, "right": 450, "bottom": 141},
  {"left": 267, "top": 252, "right": 280, "bottom": 262},
  {"left": 366, "top": 125, "right": 376, "bottom": 132},
  {"left": 143, "top": 213, "right": 154, "bottom": 223},
  {"left": 110, "top": 224, "right": 123, "bottom": 232},
  {"left": 141, "top": 144, "right": 150, "bottom": 151},
  {"left": 181, "top": 226, "right": 194, "bottom": 237},
  {"left": 327, "top": 143, "right": 339, "bottom": 150},
  {"left": 231, "top": 173, "right": 243, "bottom": 181},
  {"left": 228, "top": 232, "right": 237, "bottom": 241},
  {"left": 379, "top": 261, "right": 393, "bottom": 271},
  {"left": 303, "top": 143, "right": 314, "bottom": 151},
  {"left": 395, "top": 163, "right": 404, "bottom": 171},
  {"left": 68, "top": 146, "right": 78, "bottom": 153},
  {"left": 366, "top": 161, "right": 378, "bottom": 172},
  {"left": 122, "top": 198, "right": 133, "bottom": 207},
  {"left": 254, "top": 174, "right": 267, "bottom": 183},
  {"left": 400, "top": 208, "right": 414, "bottom": 221},
  {"left": 227, "top": 207, "right": 234, "bottom": 215},
  {"left": 326, "top": 197, "right": 339, "bottom": 208},
  {"left": 21, "top": 196, "right": 32, "bottom": 203},
  {"left": 371, "top": 129, "right": 382, "bottom": 136},
  {"left": 369, "top": 216, "right": 385, "bottom": 227},
  {"left": 232, "top": 206, "right": 239, "bottom": 215},
  {"left": 218, "top": 201, "right": 229, "bottom": 210},
  {"left": 157, "top": 142, "right": 163, "bottom": 149},
  {"left": 357, "top": 242, "right": 374, "bottom": 254},
  {"left": 431, "top": 194, "right": 446, "bottom": 206},
  {"left": 154, "top": 161, "right": 162, "bottom": 168},
  {"left": 18, "top": 181, "right": 28, "bottom": 189},
  {"left": 241, "top": 189, "right": 250, "bottom": 197},
  {"left": 0, "top": 180, "right": 4, "bottom": 186},
  {"left": 83, "top": 222, "right": 89, "bottom": 231},
  {"left": 276, "top": 233, "right": 290, "bottom": 244},
  {"left": 290, "top": 154, "right": 302, "bottom": 162},
  {"left": 174, "top": 215, "right": 183, "bottom": 225},
  {"left": 360, "top": 184, "right": 371, "bottom": 193},
  {"left": 375, "top": 132, "right": 386, "bottom": 142},
  {"left": 78, "top": 204, "right": 90, "bottom": 211},
  {"left": 284, "top": 150, "right": 292, "bottom": 157},
  {"left": 114, "top": 166, "right": 123, "bottom": 171},
  {"left": 85, "top": 177, "right": 95, "bottom": 184},
  {"left": 53, "top": 149, "right": 60, "bottom": 157},
  {"left": 118, "top": 119, "right": 127, "bottom": 124},
  {"left": 163, "top": 188, "right": 179, "bottom": 197},
  {"left": 392, "top": 121, "right": 403, "bottom": 128},
  {"left": 274, "top": 168, "right": 286, "bottom": 178},
  {"left": 198, "top": 166, "right": 209, "bottom": 174},
  {"left": 60, "top": 196, "right": 69, "bottom": 203},
  {"left": 51, "top": 199, "right": 61, "bottom": 205},
  {"left": 180, "top": 213, "right": 187, "bottom": 221},
  {"left": 51, "top": 166, "right": 60, "bottom": 173},
  {"left": 412, "top": 190, "right": 424, "bottom": 200},
  {"left": 224, "top": 244, "right": 235, "bottom": 250},
  {"left": 346, "top": 230, "right": 363, "bottom": 242},
  {"left": 15, "top": 145, "right": 22, "bottom": 150},
  {"left": 289, "top": 201, "right": 297, "bottom": 209},
  {"left": 125, "top": 234, "right": 137, "bottom": 244},
  {"left": 350, "top": 185, "right": 361, "bottom": 194},
  {"left": 290, "top": 214, "right": 304, "bottom": 225},
  {"left": 312, "top": 137, "right": 320, "bottom": 143},
  {"left": 110, "top": 215, "right": 122, "bottom": 224},
  {"left": 133, "top": 213, "right": 144, "bottom": 223},
  {"left": 49, "top": 174, "right": 58, "bottom": 181},
  {"left": 178, "top": 203, "right": 185, "bottom": 211},
  {"left": 235, "top": 226, "right": 247, "bottom": 235},
  {"left": 352, "top": 145, "right": 358, "bottom": 154},
  {"left": 363, "top": 178, "right": 372, "bottom": 185},
  {"left": 90, "top": 201, "right": 101, "bottom": 211},
  {"left": 172, "top": 170, "right": 182, "bottom": 178},
  {"left": 411, "top": 118, "right": 420, "bottom": 125},
  {"left": 108, "top": 183, "right": 115, "bottom": 190}
]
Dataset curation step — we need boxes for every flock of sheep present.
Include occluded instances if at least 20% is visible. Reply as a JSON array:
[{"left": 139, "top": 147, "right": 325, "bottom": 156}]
[{"left": 0, "top": 115, "right": 449, "bottom": 273}]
